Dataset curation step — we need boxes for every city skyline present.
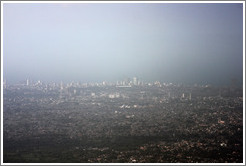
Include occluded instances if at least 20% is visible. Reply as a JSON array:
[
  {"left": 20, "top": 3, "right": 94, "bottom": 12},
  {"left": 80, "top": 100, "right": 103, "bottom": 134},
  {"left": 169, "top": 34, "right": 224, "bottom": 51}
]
[
  {"left": 3, "top": 76, "right": 239, "bottom": 87},
  {"left": 3, "top": 2, "right": 244, "bottom": 85},
  {"left": 3, "top": 70, "right": 243, "bottom": 163},
  {"left": 2, "top": 2, "right": 244, "bottom": 163}
]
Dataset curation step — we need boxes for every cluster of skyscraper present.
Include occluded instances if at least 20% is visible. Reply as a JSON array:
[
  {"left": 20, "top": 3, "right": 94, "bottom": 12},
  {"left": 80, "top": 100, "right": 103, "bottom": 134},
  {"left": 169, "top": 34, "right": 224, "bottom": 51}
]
[{"left": 116, "top": 77, "right": 140, "bottom": 87}]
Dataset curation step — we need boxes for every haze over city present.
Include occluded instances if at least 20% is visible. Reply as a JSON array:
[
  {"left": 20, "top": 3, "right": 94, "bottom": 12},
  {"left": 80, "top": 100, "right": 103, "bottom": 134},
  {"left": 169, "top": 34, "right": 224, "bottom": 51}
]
[
  {"left": 3, "top": 3, "right": 243, "bottom": 86},
  {"left": 2, "top": 2, "right": 244, "bottom": 164}
]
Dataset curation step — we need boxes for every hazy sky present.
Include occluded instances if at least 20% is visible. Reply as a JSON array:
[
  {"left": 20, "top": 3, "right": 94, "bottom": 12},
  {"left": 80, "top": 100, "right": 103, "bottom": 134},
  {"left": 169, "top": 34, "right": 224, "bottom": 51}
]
[{"left": 3, "top": 3, "right": 243, "bottom": 85}]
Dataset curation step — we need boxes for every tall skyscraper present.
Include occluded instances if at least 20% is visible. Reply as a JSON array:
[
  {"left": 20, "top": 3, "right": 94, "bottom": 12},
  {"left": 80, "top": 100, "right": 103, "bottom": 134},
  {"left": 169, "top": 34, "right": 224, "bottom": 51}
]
[
  {"left": 133, "top": 77, "right": 138, "bottom": 86},
  {"left": 60, "top": 81, "right": 64, "bottom": 90}
]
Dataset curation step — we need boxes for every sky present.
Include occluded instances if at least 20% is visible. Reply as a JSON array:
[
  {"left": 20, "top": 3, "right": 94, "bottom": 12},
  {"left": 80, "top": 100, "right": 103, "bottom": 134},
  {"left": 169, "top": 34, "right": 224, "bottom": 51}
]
[{"left": 3, "top": 3, "right": 244, "bottom": 85}]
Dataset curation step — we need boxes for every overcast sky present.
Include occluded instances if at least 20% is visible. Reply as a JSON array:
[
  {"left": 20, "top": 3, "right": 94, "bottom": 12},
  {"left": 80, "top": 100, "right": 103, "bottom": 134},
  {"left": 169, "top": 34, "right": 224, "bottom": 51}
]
[{"left": 3, "top": 3, "right": 244, "bottom": 85}]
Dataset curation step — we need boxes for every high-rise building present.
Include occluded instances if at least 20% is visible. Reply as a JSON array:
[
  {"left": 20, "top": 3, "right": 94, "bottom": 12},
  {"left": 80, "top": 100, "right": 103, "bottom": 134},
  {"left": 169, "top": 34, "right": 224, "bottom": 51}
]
[
  {"left": 133, "top": 77, "right": 138, "bottom": 86},
  {"left": 60, "top": 81, "right": 64, "bottom": 90},
  {"left": 26, "top": 79, "right": 29, "bottom": 86},
  {"left": 125, "top": 78, "right": 131, "bottom": 85}
]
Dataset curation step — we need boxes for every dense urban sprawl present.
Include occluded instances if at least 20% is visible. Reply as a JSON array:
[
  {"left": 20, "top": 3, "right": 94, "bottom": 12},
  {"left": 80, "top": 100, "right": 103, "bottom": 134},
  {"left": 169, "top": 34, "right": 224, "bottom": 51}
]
[{"left": 3, "top": 79, "right": 243, "bottom": 163}]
